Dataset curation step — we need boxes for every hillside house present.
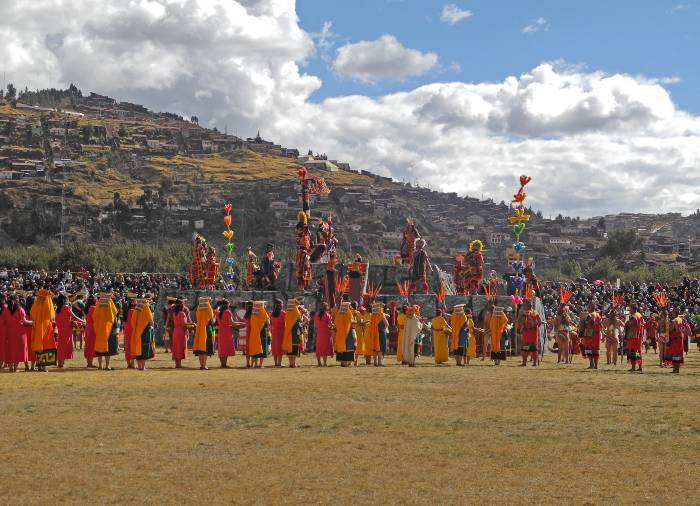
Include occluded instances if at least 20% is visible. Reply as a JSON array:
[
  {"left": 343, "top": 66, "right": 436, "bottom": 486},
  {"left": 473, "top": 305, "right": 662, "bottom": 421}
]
[
  {"left": 467, "top": 215, "right": 486, "bottom": 226},
  {"left": 304, "top": 159, "right": 338, "bottom": 172}
]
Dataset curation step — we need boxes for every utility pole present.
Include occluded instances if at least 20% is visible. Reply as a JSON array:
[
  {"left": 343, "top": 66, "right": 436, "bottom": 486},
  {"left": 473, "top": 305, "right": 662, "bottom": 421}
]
[{"left": 60, "top": 183, "right": 65, "bottom": 248}]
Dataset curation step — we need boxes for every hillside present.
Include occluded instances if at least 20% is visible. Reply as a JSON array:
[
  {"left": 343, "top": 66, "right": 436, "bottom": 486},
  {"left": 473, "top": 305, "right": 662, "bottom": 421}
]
[{"left": 2, "top": 86, "right": 700, "bottom": 276}]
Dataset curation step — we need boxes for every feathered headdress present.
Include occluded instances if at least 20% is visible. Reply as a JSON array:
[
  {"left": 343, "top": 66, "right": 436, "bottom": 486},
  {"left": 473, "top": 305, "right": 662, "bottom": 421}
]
[
  {"left": 335, "top": 275, "right": 349, "bottom": 296},
  {"left": 612, "top": 293, "right": 625, "bottom": 307},
  {"left": 468, "top": 240, "right": 483, "bottom": 252},
  {"left": 560, "top": 288, "right": 573, "bottom": 305},
  {"left": 654, "top": 291, "right": 668, "bottom": 308},
  {"left": 397, "top": 280, "right": 411, "bottom": 300}
]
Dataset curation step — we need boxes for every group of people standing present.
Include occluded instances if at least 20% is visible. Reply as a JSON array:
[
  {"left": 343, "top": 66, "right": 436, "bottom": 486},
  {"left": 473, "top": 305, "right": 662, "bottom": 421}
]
[
  {"left": 552, "top": 300, "right": 693, "bottom": 374},
  {"left": 1, "top": 285, "right": 696, "bottom": 374}
]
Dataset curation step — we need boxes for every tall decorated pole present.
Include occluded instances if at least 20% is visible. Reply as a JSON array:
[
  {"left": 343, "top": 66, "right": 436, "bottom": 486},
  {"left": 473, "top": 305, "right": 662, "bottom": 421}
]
[
  {"left": 295, "top": 167, "right": 330, "bottom": 291},
  {"left": 222, "top": 203, "right": 236, "bottom": 291},
  {"left": 509, "top": 175, "right": 531, "bottom": 305}
]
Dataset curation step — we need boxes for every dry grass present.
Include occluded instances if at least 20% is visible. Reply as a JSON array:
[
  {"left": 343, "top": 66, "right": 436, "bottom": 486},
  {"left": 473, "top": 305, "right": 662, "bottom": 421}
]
[{"left": 2, "top": 347, "right": 699, "bottom": 505}]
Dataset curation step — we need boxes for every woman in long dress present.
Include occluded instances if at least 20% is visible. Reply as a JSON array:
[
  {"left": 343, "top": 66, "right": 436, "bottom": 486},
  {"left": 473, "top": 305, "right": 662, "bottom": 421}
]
[
  {"left": 3, "top": 295, "right": 31, "bottom": 372},
  {"left": 216, "top": 300, "right": 237, "bottom": 368},
  {"left": 314, "top": 303, "right": 333, "bottom": 366},
  {"left": 270, "top": 299, "right": 286, "bottom": 367},
  {"left": 171, "top": 299, "right": 190, "bottom": 368},
  {"left": 431, "top": 309, "right": 450, "bottom": 365},
  {"left": 55, "top": 293, "right": 84, "bottom": 368},
  {"left": 83, "top": 295, "right": 97, "bottom": 368}
]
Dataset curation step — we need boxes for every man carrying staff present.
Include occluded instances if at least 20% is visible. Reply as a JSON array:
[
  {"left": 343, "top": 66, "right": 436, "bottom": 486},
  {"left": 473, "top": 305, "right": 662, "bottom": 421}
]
[{"left": 517, "top": 299, "right": 541, "bottom": 367}]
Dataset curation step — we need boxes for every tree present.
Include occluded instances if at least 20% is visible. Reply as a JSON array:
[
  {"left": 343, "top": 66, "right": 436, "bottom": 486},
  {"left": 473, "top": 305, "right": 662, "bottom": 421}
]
[
  {"left": 190, "top": 116, "right": 198, "bottom": 125},
  {"left": 597, "top": 217, "right": 606, "bottom": 230},
  {"left": 586, "top": 257, "right": 622, "bottom": 281},
  {"left": 6, "top": 83, "right": 17, "bottom": 105}
]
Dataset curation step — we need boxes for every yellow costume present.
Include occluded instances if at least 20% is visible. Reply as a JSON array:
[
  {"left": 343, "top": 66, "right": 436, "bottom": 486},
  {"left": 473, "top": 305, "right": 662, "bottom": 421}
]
[
  {"left": 130, "top": 299, "right": 155, "bottom": 359},
  {"left": 368, "top": 303, "right": 384, "bottom": 353},
  {"left": 30, "top": 288, "right": 55, "bottom": 353},
  {"left": 490, "top": 306, "right": 508, "bottom": 359},
  {"left": 283, "top": 301, "right": 302, "bottom": 354},
  {"left": 396, "top": 311, "right": 406, "bottom": 363},
  {"left": 93, "top": 294, "right": 118, "bottom": 355},
  {"left": 334, "top": 302, "right": 355, "bottom": 357},
  {"left": 193, "top": 298, "right": 214, "bottom": 354},
  {"left": 248, "top": 301, "right": 269, "bottom": 357},
  {"left": 432, "top": 315, "right": 449, "bottom": 364}
]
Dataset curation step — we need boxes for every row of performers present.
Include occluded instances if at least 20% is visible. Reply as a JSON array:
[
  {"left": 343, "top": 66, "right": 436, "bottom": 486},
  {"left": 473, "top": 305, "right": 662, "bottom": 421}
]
[
  {"left": 552, "top": 302, "right": 691, "bottom": 373},
  {"left": 4, "top": 291, "right": 685, "bottom": 373},
  {"left": 0, "top": 290, "right": 156, "bottom": 372},
  {"left": 1, "top": 292, "right": 532, "bottom": 371}
]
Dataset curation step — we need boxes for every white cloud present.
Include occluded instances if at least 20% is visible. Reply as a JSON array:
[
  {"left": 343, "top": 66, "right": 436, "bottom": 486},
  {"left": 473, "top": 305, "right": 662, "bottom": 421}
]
[
  {"left": 522, "top": 17, "right": 550, "bottom": 34},
  {"left": 332, "top": 35, "right": 438, "bottom": 83},
  {"left": 669, "top": 3, "right": 689, "bottom": 13},
  {"left": 3, "top": 1, "right": 700, "bottom": 217},
  {"left": 440, "top": 4, "right": 472, "bottom": 25},
  {"left": 311, "top": 20, "right": 339, "bottom": 62},
  {"left": 0, "top": 0, "right": 320, "bottom": 127}
]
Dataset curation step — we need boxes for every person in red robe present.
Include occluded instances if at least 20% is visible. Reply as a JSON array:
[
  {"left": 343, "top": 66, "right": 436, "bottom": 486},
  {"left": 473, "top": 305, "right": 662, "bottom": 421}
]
[
  {"left": 171, "top": 298, "right": 191, "bottom": 368},
  {"left": 517, "top": 300, "right": 541, "bottom": 366},
  {"left": 579, "top": 302, "right": 603, "bottom": 370},
  {"left": 205, "top": 247, "right": 220, "bottom": 289},
  {"left": 400, "top": 218, "right": 420, "bottom": 265},
  {"left": 626, "top": 304, "right": 645, "bottom": 373},
  {"left": 83, "top": 295, "right": 97, "bottom": 368},
  {"left": 664, "top": 308, "right": 688, "bottom": 373},
  {"left": 3, "top": 294, "right": 31, "bottom": 372},
  {"left": 644, "top": 315, "right": 659, "bottom": 353},
  {"left": 314, "top": 303, "right": 333, "bottom": 366},
  {"left": 55, "top": 294, "right": 84, "bottom": 368},
  {"left": 216, "top": 300, "right": 238, "bottom": 368},
  {"left": 464, "top": 240, "right": 484, "bottom": 295},
  {"left": 0, "top": 293, "right": 6, "bottom": 370},
  {"left": 294, "top": 212, "right": 313, "bottom": 290},
  {"left": 409, "top": 238, "right": 431, "bottom": 294},
  {"left": 270, "top": 299, "right": 286, "bottom": 367}
]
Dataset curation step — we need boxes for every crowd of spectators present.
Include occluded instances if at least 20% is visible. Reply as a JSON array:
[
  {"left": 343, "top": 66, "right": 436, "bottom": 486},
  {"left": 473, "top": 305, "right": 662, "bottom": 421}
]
[{"left": 0, "top": 268, "right": 193, "bottom": 298}]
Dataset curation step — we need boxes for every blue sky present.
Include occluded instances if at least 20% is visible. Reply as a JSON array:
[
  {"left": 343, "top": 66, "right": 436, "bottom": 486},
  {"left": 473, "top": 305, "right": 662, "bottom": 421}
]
[{"left": 298, "top": 0, "right": 698, "bottom": 112}]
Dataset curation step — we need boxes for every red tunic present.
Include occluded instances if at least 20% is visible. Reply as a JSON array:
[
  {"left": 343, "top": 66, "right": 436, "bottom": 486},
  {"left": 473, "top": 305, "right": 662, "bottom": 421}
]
[
  {"left": 216, "top": 309, "right": 236, "bottom": 358},
  {"left": 270, "top": 311, "right": 286, "bottom": 358},
  {"left": 55, "top": 307, "right": 76, "bottom": 361},
  {"left": 0, "top": 305, "right": 6, "bottom": 364},
  {"left": 83, "top": 306, "right": 96, "bottom": 360},
  {"left": 583, "top": 313, "right": 603, "bottom": 357},
  {"left": 314, "top": 312, "right": 333, "bottom": 358},
  {"left": 171, "top": 311, "right": 189, "bottom": 360},
  {"left": 521, "top": 312, "right": 540, "bottom": 356},
  {"left": 664, "top": 319, "right": 686, "bottom": 366},
  {"left": 3, "top": 307, "right": 28, "bottom": 364},
  {"left": 626, "top": 314, "right": 645, "bottom": 365}
]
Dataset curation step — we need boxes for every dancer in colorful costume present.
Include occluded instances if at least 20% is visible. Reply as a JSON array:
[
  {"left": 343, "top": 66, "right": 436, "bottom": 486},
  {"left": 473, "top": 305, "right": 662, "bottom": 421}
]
[
  {"left": 93, "top": 293, "right": 119, "bottom": 370},
  {"left": 193, "top": 297, "right": 215, "bottom": 370}
]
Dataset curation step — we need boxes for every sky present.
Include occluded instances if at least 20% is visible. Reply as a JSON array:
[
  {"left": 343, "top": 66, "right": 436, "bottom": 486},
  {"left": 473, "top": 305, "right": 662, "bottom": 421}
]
[{"left": 2, "top": 0, "right": 700, "bottom": 218}]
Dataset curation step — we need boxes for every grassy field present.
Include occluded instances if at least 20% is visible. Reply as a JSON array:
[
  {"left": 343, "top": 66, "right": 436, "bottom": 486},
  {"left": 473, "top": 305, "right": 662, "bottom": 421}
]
[{"left": 2, "top": 347, "right": 699, "bottom": 505}]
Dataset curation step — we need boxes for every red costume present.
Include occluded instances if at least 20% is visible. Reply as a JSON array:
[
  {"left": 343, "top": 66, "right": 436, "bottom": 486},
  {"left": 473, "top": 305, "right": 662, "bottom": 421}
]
[
  {"left": 205, "top": 248, "right": 219, "bottom": 289},
  {"left": 400, "top": 220, "right": 420, "bottom": 265},
  {"left": 521, "top": 311, "right": 541, "bottom": 357},
  {"left": 664, "top": 318, "right": 687, "bottom": 367},
  {"left": 581, "top": 312, "right": 603, "bottom": 358},
  {"left": 626, "top": 313, "right": 645, "bottom": 366},
  {"left": 461, "top": 241, "right": 484, "bottom": 295}
]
